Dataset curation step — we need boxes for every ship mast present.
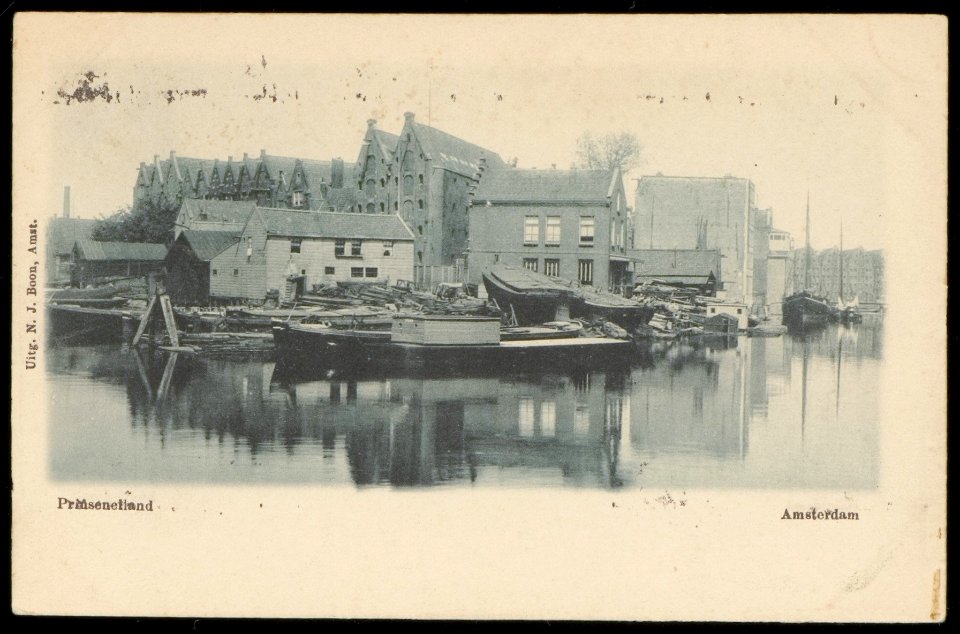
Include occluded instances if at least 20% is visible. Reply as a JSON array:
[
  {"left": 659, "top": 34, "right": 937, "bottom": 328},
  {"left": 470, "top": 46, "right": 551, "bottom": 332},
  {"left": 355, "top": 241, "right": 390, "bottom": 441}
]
[
  {"left": 839, "top": 217, "right": 844, "bottom": 304},
  {"left": 804, "top": 190, "right": 811, "bottom": 290}
]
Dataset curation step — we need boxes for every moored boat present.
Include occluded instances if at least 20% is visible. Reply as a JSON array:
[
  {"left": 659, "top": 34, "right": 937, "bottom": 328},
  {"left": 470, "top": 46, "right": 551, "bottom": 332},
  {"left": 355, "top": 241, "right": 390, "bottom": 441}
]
[
  {"left": 500, "top": 320, "right": 584, "bottom": 341},
  {"left": 572, "top": 288, "right": 654, "bottom": 329},
  {"left": 273, "top": 314, "right": 630, "bottom": 373},
  {"left": 482, "top": 265, "right": 580, "bottom": 325}
]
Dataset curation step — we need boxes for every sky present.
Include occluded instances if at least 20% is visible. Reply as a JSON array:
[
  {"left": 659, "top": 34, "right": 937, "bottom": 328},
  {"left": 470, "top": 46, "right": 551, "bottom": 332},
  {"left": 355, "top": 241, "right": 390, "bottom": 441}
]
[{"left": 13, "top": 13, "right": 948, "bottom": 252}]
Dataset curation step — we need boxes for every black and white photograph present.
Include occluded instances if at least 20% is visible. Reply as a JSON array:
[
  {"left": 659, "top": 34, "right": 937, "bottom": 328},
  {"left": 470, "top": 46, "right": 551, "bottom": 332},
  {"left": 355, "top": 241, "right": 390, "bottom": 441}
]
[{"left": 11, "top": 13, "right": 947, "bottom": 621}]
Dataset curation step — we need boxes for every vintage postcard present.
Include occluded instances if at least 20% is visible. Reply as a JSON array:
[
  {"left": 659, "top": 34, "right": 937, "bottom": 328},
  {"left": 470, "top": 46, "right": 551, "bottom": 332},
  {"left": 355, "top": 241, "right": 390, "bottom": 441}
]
[{"left": 11, "top": 13, "right": 947, "bottom": 621}]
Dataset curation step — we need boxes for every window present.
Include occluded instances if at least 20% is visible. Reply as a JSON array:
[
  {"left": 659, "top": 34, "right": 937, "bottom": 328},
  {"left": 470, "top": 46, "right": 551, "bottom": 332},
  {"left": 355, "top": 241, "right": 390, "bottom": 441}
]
[
  {"left": 366, "top": 203, "right": 375, "bottom": 213},
  {"left": 418, "top": 174, "right": 424, "bottom": 185},
  {"left": 393, "top": 202, "right": 398, "bottom": 211},
  {"left": 577, "top": 259, "right": 593, "bottom": 285},
  {"left": 540, "top": 402, "right": 556, "bottom": 437},
  {"left": 324, "top": 267, "right": 335, "bottom": 275},
  {"left": 523, "top": 258, "right": 538, "bottom": 272},
  {"left": 379, "top": 203, "right": 385, "bottom": 213},
  {"left": 212, "top": 269, "right": 218, "bottom": 276},
  {"left": 351, "top": 240, "right": 362, "bottom": 256},
  {"left": 523, "top": 216, "right": 539, "bottom": 244},
  {"left": 383, "top": 241, "right": 393, "bottom": 256},
  {"left": 519, "top": 398, "right": 535, "bottom": 437},
  {"left": 351, "top": 267, "right": 364, "bottom": 278},
  {"left": 290, "top": 238, "right": 301, "bottom": 254},
  {"left": 544, "top": 258, "right": 560, "bottom": 277},
  {"left": 233, "top": 269, "right": 240, "bottom": 277},
  {"left": 580, "top": 217, "right": 595, "bottom": 245},
  {"left": 335, "top": 239, "right": 345, "bottom": 256},
  {"left": 417, "top": 199, "right": 424, "bottom": 210},
  {"left": 292, "top": 191, "right": 304, "bottom": 207},
  {"left": 546, "top": 216, "right": 561, "bottom": 244},
  {"left": 365, "top": 267, "right": 378, "bottom": 278}
]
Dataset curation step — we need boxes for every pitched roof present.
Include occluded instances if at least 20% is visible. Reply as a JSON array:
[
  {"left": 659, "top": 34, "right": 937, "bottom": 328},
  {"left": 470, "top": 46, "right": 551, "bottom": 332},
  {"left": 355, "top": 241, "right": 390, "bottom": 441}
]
[
  {"left": 372, "top": 129, "right": 400, "bottom": 160},
  {"left": 473, "top": 168, "right": 615, "bottom": 203},
  {"left": 175, "top": 230, "right": 241, "bottom": 261},
  {"left": 255, "top": 207, "right": 414, "bottom": 241},
  {"left": 74, "top": 240, "right": 168, "bottom": 261},
  {"left": 178, "top": 199, "right": 256, "bottom": 225},
  {"left": 47, "top": 217, "right": 97, "bottom": 255},
  {"left": 320, "top": 187, "right": 359, "bottom": 212},
  {"left": 629, "top": 249, "right": 722, "bottom": 277},
  {"left": 411, "top": 121, "right": 505, "bottom": 178}
]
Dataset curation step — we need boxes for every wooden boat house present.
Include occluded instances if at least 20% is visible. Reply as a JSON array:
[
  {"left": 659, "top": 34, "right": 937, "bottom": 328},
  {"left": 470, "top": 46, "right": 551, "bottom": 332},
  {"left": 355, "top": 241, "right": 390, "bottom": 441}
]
[
  {"left": 165, "top": 230, "right": 241, "bottom": 305},
  {"left": 71, "top": 240, "right": 167, "bottom": 288}
]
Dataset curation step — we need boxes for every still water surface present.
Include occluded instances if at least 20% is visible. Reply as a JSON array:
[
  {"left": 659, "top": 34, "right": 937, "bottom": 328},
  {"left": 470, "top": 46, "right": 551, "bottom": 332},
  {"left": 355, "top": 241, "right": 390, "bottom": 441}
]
[{"left": 48, "top": 320, "right": 882, "bottom": 489}]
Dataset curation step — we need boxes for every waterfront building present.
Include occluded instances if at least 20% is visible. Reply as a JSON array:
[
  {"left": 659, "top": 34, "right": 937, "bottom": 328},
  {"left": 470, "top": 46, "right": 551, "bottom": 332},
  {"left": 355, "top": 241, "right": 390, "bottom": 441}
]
[
  {"left": 71, "top": 239, "right": 167, "bottom": 288},
  {"left": 165, "top": 230, "right": 241, "bottom": 305},
  {"left": 173, "top": 199, "right": 256, "bottom": 239},
  {"left": 467, "top": 167, "right": 631, "bottom": 292},
  {"left": 628, "top": 248, "right": 723, "bottom": 296},
  {"left": 766, "top": 228, "right": 794, "bottom": 316},
  {"left": 208, "top": 207, "right": 414, "bottom": 303},
  {"left": 353, "top": 118, "right": 401, "bottom": 215},
  {"left": 791, "top": 246, "right": 885, "bottom": 303},
  {"left": 391, "top": 112, "right": 506, "bottom": 274},
  {"left": 634, "top": 174, "right": 763, "bottom": 306}
]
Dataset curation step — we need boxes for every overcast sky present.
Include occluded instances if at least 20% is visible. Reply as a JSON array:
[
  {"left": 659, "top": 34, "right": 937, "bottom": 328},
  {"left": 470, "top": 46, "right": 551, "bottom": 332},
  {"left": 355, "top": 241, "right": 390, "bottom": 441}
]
[{"left": 14, "top": 14, "right": 947, "bottom": 252}]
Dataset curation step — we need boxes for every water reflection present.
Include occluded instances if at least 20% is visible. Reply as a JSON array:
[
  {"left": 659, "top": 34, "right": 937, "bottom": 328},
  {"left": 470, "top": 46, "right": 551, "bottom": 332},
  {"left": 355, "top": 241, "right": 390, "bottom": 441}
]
[{"left": 47, "top": 320, "right": 882, "bottom": 489}]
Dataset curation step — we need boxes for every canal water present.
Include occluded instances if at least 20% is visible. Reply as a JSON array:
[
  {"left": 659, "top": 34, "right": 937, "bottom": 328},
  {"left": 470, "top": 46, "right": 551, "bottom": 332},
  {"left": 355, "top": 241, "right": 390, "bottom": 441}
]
[{"left": 47, "top": 319, "right": 883, "bottom": 489}]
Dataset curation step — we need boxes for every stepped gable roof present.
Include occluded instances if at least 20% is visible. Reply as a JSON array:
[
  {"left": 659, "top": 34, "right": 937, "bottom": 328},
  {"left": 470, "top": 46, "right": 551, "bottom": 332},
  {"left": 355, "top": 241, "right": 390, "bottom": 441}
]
[
  {"left": 474, "top": 168, "right": 616, "bottom": 204},
  {"left": 48, "top": 217, "right": 97, "bottom": 256},
  {"left": 74, "top": 240, "right": 167, "bottom": 261},
  {"left": 255, "top": 207, "right": 414, "bottom": 241},
  {"left": 174, "top": 230, "right": 241, "bottom": 261},
  {"left": 409, "top": 119, "right": 505, "bottom": 178},
  {"left": 372, "top": 129, "right": 400, "bottom": 160}
]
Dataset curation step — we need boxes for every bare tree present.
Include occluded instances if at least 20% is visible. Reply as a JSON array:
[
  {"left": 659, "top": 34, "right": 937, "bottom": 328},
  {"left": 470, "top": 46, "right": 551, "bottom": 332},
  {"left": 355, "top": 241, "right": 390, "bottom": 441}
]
[{"left": 574, "top": 131, "right": 642, "bottom": 173}]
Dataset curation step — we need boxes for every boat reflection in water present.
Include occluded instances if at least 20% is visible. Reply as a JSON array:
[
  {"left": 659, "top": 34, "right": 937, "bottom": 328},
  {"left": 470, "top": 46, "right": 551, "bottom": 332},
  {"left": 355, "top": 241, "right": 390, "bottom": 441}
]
[{"left": 47, "top": 321, "right": 882, "bottom": 489}]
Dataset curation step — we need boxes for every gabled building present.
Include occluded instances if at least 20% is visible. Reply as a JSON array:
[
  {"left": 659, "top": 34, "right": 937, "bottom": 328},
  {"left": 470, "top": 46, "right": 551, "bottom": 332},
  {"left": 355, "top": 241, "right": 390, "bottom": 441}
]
[
  {"left": 354, "top": 118, "right": 400, "bottom": 215},
  {"left": 165, "top": 230, "right": 241, "bottom": 305},
  {"left": 173, "top": 199, "right": 257, "bottom": 239},
  {"left": 209, "top": 207, "right": 415, "bottom": 303},
  {"left": 468, "top": 167, "right": 631, "bottom": 291},
  {"left": 391, "top": 112, "right": 506, "bottom": 270}
]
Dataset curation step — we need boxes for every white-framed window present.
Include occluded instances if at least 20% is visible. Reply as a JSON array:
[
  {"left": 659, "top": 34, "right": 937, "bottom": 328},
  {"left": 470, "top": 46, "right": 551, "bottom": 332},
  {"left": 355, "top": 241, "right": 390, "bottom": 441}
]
[
  {"left": 290, "top": 238, "right": 302, "bottom": 254},
  {"left": 383, "top": 241, "right": 393, "bottom": 256},
  {"left": 365, "top": 267, "right": 378, "bottom": 278},
  {"left": 292, "top": 191, "right": 304, "bottom": 207},
  {"left": 545, "top": 216, "right": 561, "bottom": 244},
  {"left": 579, "top": 217, "right": 595, "bottom": 245},
  {"left": 523, "top": 216, "right": 539, "bottom": 244},
  {"left": 519, "top": 398, "right": 535, "bottom": 437},
  {"left": 523, "top": 258, "right": 538, "bottom": 272},
  {"left": 351, "top": 240, "right": 362, "bottom": 256},
  {"left": 335, "top": 239, "right": 346, "bottom": 256}
]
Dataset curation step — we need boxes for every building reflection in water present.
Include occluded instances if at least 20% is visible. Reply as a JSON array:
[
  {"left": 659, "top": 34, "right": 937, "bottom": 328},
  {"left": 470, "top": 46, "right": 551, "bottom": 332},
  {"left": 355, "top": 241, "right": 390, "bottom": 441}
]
[{"left": 47, "top": 319, "right": 881, "bottom": 489}]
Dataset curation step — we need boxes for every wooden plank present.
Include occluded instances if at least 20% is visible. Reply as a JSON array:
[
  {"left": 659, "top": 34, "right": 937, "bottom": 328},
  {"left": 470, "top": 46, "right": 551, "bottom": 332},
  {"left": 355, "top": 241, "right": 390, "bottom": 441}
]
[
  {"left": 156, "top": 353, "right": 179, "bottom": 401},
  {"left": 131, "top": 293, "right": 158, "bottom": 346},
  {"left": 159, "top": 294, "right": 179, "bottom": 347}
]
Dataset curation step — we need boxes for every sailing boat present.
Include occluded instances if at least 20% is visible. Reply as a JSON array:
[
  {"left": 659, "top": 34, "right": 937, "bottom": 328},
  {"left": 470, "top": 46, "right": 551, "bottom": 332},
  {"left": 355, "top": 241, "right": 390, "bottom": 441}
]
[
  {"left": 782, "top": 191, "right": 841, "bottom": 330},
  {"left": 836, "top": 220, "right": 863, "bottom": 324}
]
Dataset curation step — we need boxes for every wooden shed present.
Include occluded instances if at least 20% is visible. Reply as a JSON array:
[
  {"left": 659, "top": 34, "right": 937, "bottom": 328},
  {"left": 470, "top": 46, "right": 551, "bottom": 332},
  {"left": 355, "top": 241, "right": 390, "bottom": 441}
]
[
  {"left": 165, "top": 230, "right": 240, "bottom": 305},
  {"left": 71, "top": 240, "right": 167, "bottom": 288}
]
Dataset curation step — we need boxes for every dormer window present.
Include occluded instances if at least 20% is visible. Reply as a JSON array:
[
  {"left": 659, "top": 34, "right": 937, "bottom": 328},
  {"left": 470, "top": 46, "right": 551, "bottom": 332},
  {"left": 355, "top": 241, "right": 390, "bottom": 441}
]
[{"left": 292, "top": 191, "right": 304, "bottom": 207}]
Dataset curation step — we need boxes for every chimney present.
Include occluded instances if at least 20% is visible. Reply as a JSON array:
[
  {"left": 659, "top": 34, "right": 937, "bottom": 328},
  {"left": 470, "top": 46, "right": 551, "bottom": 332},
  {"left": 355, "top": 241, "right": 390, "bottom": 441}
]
[
  {"left": 62, "top": 186, "right": 71, "bottom": 219},
  {"left": 404, "top": 112, "right": 415, "bottom": 123},
  {"left": 170, "top": 150, "right": 176, "bottom": 160},
  {"left": 260, "top": 149, "right": 266, "bottom": 158},
  {"left": 367, "top": 118, "right": 377, "bottom": 129},
  {"left": 331, "top": 158, "right": 344, "bottom": 188},
  {"left": 227, "top": 155, "right": 233, "bottom": 163},
  {"left": 243, "top": 152, "right": 249, "bottom": 161}
]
